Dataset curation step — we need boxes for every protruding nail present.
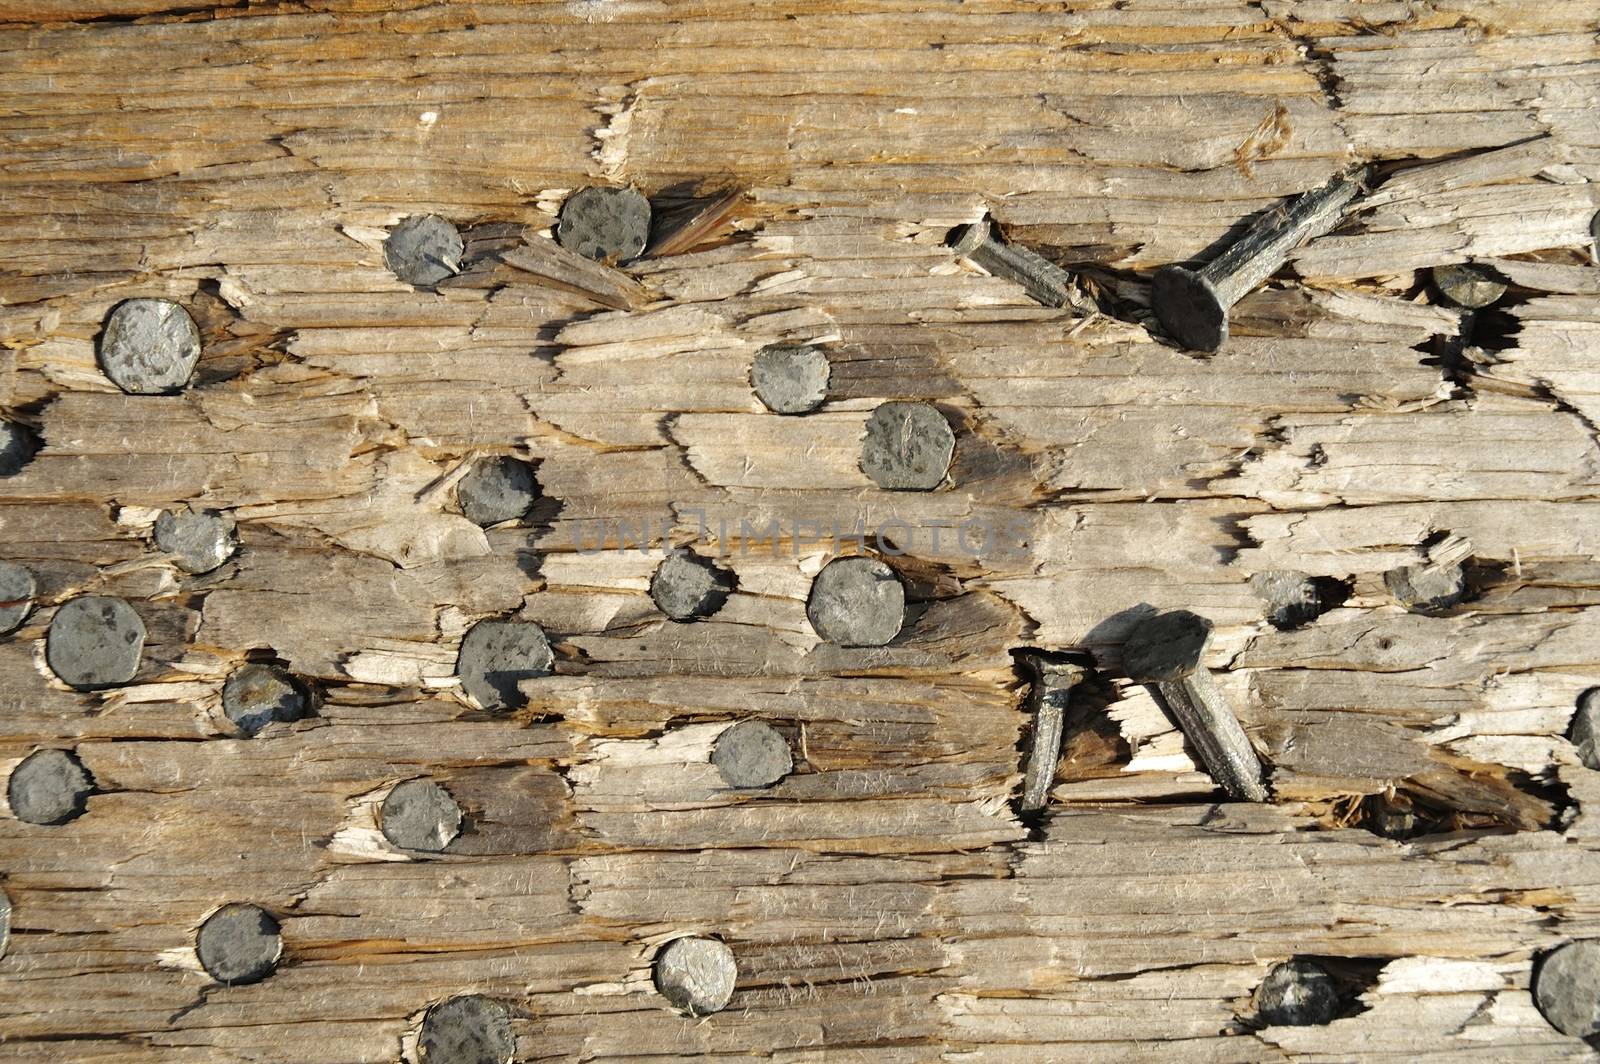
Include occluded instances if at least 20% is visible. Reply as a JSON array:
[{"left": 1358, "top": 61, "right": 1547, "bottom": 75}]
[
  {"left": 1254, "top": 958, "right": 1342, "bottom": 1026},
  {"left": 419, "top": 994, "right": 514, "bottom": 1064},
  {"left": 1017, "top": 654, "right": 1086, "bottom": 813},
  {"left": 1431, "top": 262, "right": 1506, "bottom": 309},
  {"left": 650, "top": 550, "right": 735, "bottom": 622},
  {"left": 1535, "top": 940, "right": 1600, "bottom": 1038},
  {"left": 98, "top": 297, "right": 202, "bottom": 394},
  {"left": 381, "top": 778, "right": 463, "bottom": 853},
  {"left": 196, "top": 903, "right": 281, "bottom": 986},
  {"left": 860, "top": 400, "right": 955, "bottom": 491},
  {"left": 1122, "top": 609, "right": 1268, "bottom": 802},
  {"left": 222, "top": 663, "right": 309, "bottom": 737},
  {"left": 948, "top": 219, "right": 1092, "bottom": 312},
  {"left": 807, "top": 556, "right": 906, "bottom": 647},
  {"left": 712, "top": 720, "right": 793, "bottom": 789},
  {"left": 0, "top": 560, "right": 36, "bottom": 634},
  {"left": 456, "top": 456, "right": 539, "bottom": 527},
  {"left": 557, "top": 186, "right": 652, "bottom": 264},
  {"left": 155, "top": 507, "right": 237, "bottom": 575},
  {"left": 455, "top": 618, "right": 554, "bottom": 712},
  {"left": 8, "top": 748, "right": 94, "bottom": 825},
  {"left": 653, "top": 936, "right": 737, "bottom": 1016},
  {"left": 385, "top": 214, "right": 464, "bottom": 288},
  {"left": 46, "top": 595, "right": 146, "bottom": 690},
  {"left": 1153, "top": 166, "right": 1370, "bottom": 352},
  {"left": 751, "top": 342, "right": 830, "bottom": 415}
]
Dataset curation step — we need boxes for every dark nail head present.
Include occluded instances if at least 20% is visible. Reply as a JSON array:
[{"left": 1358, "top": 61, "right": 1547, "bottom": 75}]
[
  {"left": 1571, "top": 688, "right": 1600, "bottom": 771},
  {"left": 1383, "top": 562, "right": 1467, "bottom": 614},
  {"left": 947, "top": 220, "right": 993, "bottom": 256},
  {"left": 751, "top": 343, "right": 830, "bottom": 415},
  {"left": 650, "top": 552, "right": 734, "bottom": 622},
  {"left": 97, "top": 298, "right": 202, "bottom": 395},
  {"left": 155, "top": 508, "right": 236, "bottom": 575},
  {"left": 807, "top": 557, "right": 906, "bottom": 647},
  {"left": 456, "top": 457, "right": 539, "bottom": 527},
  {"left": 456, "top": 619, "right": 554, "bottom": 712},
  {"left": 1535, "top": 941, "right": 1600, "bottom": 1037},
  {"left": 1122, "top": 609, "right": 1213, "bottom": 683},
  {"left": 419, "top": 994, "right": 514, "bottom": 1064},
  {"left": 1255, "top": 958, "right": 1341, "bottom": 1026},
  {"left": 556, "top": 186, "right": 651, "bottom": 264},
  {"left": 381, "top": 778, "right": 463, "bottom": 853},
  {"left": 0, "top": 421, "right": 37, "bottom": 477},
  {"left": 196, "top": 903, "right": 281, "bottom": 985},
  {"left": 1249, "top": 570, "right": 1321, "bottom": 631},
  {"left": 385, "top": 214, "right": 464, "bottom": 287},
  {"left": 0, "top": 560, "right": 35, "bottom": 634},
  {"left": 712, "top": 721, "right": 793, "bottom": 788},
  {"left": 1431, "top": 262, "right": 1507, "bottom": 309},
  {"left": 46, "top": 595, "right": 146, "bottom": 690},
  {"left": 1152, "top": 266, "right": 1227, "bottom": 353},
  {"left": 222, "top": 664, "right": 308, "bottom": 737},
  {"left": 653, "top": 936, "right": 737, "bottom": 1016},
  {"left": 8, "top": 748, "right": 94, "bottom": 825},
  {"left": 860, "top": 401, "right": 955, "bottom": 492}
]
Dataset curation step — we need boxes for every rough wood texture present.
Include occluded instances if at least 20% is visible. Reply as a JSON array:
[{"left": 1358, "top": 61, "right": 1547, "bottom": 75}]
[{"left": 1, "top": 1, "right": 1598, "bottom": 1061}]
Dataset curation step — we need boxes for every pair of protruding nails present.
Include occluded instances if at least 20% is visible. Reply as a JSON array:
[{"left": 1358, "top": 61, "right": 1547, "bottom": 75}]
[{"left": 1019, "top": 609, "right": 1267, "bottom": 810}]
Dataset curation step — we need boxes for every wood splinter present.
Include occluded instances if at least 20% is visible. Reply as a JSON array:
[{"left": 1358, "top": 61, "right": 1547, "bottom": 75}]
[{"left": 1018, "top": 654, "right": 1086, "bottom": 812}]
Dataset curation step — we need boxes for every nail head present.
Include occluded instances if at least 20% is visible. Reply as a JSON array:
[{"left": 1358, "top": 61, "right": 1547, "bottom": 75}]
[
  {"left": 98, "top": 298, "right": 202, "bottom": 395},
  {"left": 456, "top": 457, "right": 539, "bottom": 527},
  {"left": 1535, "top": 940, "right": 1600, "bottom": 1038},
  {"left": 860, "top": 401, "right": 955, "bottom": 491},
  {"left": 0, "top": 421, "right": 36, "bottom": 477},
  {"left": 653, "top": 936, "right": 737, "bottom": 1016},
  {"left": 650, "top": 552, "right": 733, "bottom": 622},
  {"left": 556, "top": 186, "right": 651, "bottom": 264},
  {"left": 751, "top": 343, "right": 830, "bottom": 415},
  {"left": 712, "top": 721, "right": 793, "bottom": 788},
  {"left": 1571, "top": 688, "right": 1600, "bottom": 771},
  {"left": 456, "top": 619, "right": 554, "bottom": 712},
  {"left": 419, "top": 994, "right": 514, "bottom": 1064},
  {"left": 1431, "top": 262, "right": 1507, "bottom": 309},
  {"left": 1122, "top": 609, "right": 1213, "bottom": 684},
  {"left": 385, "top": 214, "right": 464, "bottom": 287},
  {"left": 196, "top": 903, "right": 281, "bottom": 986},
  {"left": 1152, "top": 266, "right": 1228, "bottom": 353},
  {"left": 806, "top": 556, "right": 906, "bottom": 647},
  {"left": 381, "top": 778, "right": 463, "bottom": 853},
  {"left": 222, "top": 664, "right": 308, "bottom": 737},
  {"left": 1383, "top": 562, "right": 1467, "bottom": 613},
  {"left": 948, "top": 220, "right": 992, "bottom": 257},
  {"left": 155, "top": 508, "right": 237, "bottom": 575},
  {"left": 0, "top": 560, "right": 35, "bottom": 634},
  {"left": 1255, "top": 958, "right": 1341, "bottom": 1026},
  {"left": 1249, "top": 570, "right": 1322, "bottom": 631},
  {"left": 45, "top": 595, "right": 146, "bottom": 690},
  {"left": 8, "top": 748, "right": 94, "bottom": 825}
]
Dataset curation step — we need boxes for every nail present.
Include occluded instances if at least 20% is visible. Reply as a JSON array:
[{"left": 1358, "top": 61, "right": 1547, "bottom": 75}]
[
  {"left": 420, "top": 995, "right": 514, "bottom": 1063},
  {"left": 222, "top": 664, "right": 308, "bottom": 737},
  {"left": 712, "top": 720, "right": 793, "bottom": 789},
  {"left": 1431, "top": 262, "right": 1506, "bottom": 309},
  {"left": 557, "top": 185, "right": 652, "bottom": 264},
  {"left": 455, "top": 618, "right": 554, "bottom": 712},
  {"left": 46, "top": 595, "right": 146, "bottom": 690},
  {"left": 650, "top": 551, "right": 735, "bottom": 622},
  {"left": 98, "top": 298, "right": 202, "bottom": 394},
  {"left": 0, "top": 420, "right": 37, "bottom": 478},
  {"left": 1153, "top": 166, "right": 1370, "bottom": 351},
  {"left": 381, "top": 778, "right": 463, "bottom": 853},
  {"left": 654, "top": 936, "right": 737, "bottom": 1015},
  {"left": 1570, "top": 688, "right": 1600, "bottom": 771},
  {"left": 860, "top": 401, "right": 955, "bottom": 491},
  {"left": 1255, "top": 959, "right": 1342, "bottom": 1027},
  {"left": 385, "top": 214, "right": 463, "bottom": 288},
  {"left": 1017, "top": 655, "right": 1085, "bottom": 813},
  {"left": 948, "top": 219, "right": 1091, "bottom": 312},
  {"left": 155, "top": 508, "right": 237, "bottom": 575},
  {"left": 8, "top": 748, "right": 94, "bottom": 825},
  {"left": 196, "top": 903, "right": 281, "bottom": 986},
  {"left": 456, "top": 456, "right": 539, "bottom": 527},
  {"left": 1122, "top": 609, "right": 1268, "bottom": 802},
  {"left": 1535, "top": 941, "right": 1600, "bottom": 1037},
  {"left": 1384, "top": 532, "right": 1472, "bottom": 614},
  {"left": 751, "top": 342, "right": 830, "bottom": 415},
  {"left": 807, "top": 556, "right": 906, "bottom": 648},
  {"left": 0, "top": 560, "right": 35, "bottom": 635}
]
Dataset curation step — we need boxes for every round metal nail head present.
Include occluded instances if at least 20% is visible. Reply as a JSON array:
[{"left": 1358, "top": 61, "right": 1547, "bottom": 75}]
[
  {"left": 8, "top": 749, "right": 93, "bottom": 825},
  {"left": 46, "top": 595, "right": 146, "bottom": 690},
  {"left": 419, "top": 994, "right": 514, "bottom": 1064},
  {"left": 155, "top": 508, "right": 236, "bottom": 574},
  {"left": 0, "top": 421, "right": 35, "bottom": 477},
  {"left": 654, "top": 936, "right": 737, "bottom": 1016},
  {"left": 456, "top": 619, "right": 554, "bottom": 712},
  {"left": 1122, "top": 609, "right": 1212, "bottom": 684},
  {"left": 1432, "top": 263, "right": 1506, "bottom": 309},
  {"left": 751, "top": 343, "right": 830, "bottom": 415},
  {"left": 381, "top": 779, "right": 463, "bottom": 853},
  {"left": 712, "top": 721, "right": 792, "bottom": 788},
  {"left": 385, "top": 214, "right": 463, "bottom": 287},
  {"left": 650, "top": 552, "right": 732, "bottom": 622},
  {"left": 1536, "top": 940, "right": 1600, "bottom": 1038},
  {"left": 0, "top": 560, "right": 35, "bottom": 634},
  {"left": 222, "top": 664, "right": 307, "bottom": 737},
  {"left": 1572, "top": 688, "right": 1600, "bottom": 771},
  {"left": 556, "top": 186, "right": 651, "bottom": 263},
  {"left": 98, "top": 298, "right": 201, "bottom": 395},
  {"left": 860, "top": 401, "right": 954, "bottom": 491},
  {"left": 457, "top": 457, "right": 538, "bottom": 527},
  {"left": 196, "top": 903, "right": 281, "bottom": 985},
  {"left": 1152, "top": 266, "right": 1229, "bottom": 353},
  {"left": 1249, "top": 570, "right": 1321, "bottom": 631},
  {"left": 1383, "top": 562, "right": 1466, "bottom": 613},
  {"left": 807, "top": 557, "right": 905, "bottom": 647},
  {"left": 1256, "top": 958, "right": 1341, "bottom": 1027}
]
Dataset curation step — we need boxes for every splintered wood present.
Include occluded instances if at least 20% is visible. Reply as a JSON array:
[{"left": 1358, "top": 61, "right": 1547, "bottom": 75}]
[{"left": 1, "top": 1, "right": 1598, "bottom": 1061}]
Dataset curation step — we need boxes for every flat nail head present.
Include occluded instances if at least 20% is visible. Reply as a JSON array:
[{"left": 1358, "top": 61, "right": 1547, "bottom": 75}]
[
  {"left": 556, "top": 186, "right": 652, "bottom": 264},
  {"left": 712, "top": 720, "right": 793, "bottom": 788},
  {"left": 1122, "top": 609, "right": 1213, "bottom": 684},
  {"left": 46, "top": 595, "right": 146, "bottom": 690},
  {"left": 419, "top": 994, "right": 515, "bottom": 1064},
  {"left": 155, "top": 508, "right": 237, "bottom": 575},
  {"left": 948, "top": 220, "right": 992, "bottom": 256},
  {"left": 455, "top": 619, "right": 554, "bottom": 712},
  {"left": 650, "top": 551, "right": 734, "bottom": 622},
  {"left": 385, "top": 214, "right": 464, "bottom": 288},
  {"left": 1535, "top": 940, "right": 1600, "bottom": 1038},
  {"left": 653, "top": 936, "right": 738, "bottom": 1016},
  {"left": 1570, "top": 688, "right": 1600, "bottom": 771},
  {"left": 1431, "top": 263, "right": 1507, "bottom": 309},
  {"left": 0, "top": 421, "right": 37, "bottom": 477},
  {"left": 98, "top": 298, "right": 202, "bottom": 395},
  {"left": 0, "top": 560, "right": 36, "bottom": 634},
  {"left": 1383, "top": 561, "right": 1467, "bottom": 613},
  {"left": 196, "top": 903, "right": 281, "bottom": 986},
  {"left": 1249, "top": 570, "right": 1322, "bottom": 631},
  {"left": 1152, "top": 266, "right": 1228, "bottom": 353},
  {"left": 381, "top": 778, "right": 463, "bottom": 853},
  {"left": 751, "top": 343, "right": 831, "bottom": 415},
  {"left": 860, "top": 401, "right": 955, "bottom": 491},
  {"left": 222, "top": 664, "right": 308, "bottom": 737},
  {"left": 1255, "top": 959, "right": 1342, "bottom": 1026},
  {"left": 456, "top": 457, "right": 539, "bottom": 527},
  {"left": 807, "top": 556, "right": 906, "bottom": 647},
  {"left": 8, "top": 748, "right": 94, "bottom": 825}
]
